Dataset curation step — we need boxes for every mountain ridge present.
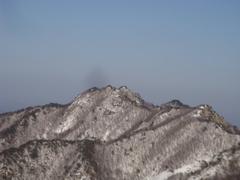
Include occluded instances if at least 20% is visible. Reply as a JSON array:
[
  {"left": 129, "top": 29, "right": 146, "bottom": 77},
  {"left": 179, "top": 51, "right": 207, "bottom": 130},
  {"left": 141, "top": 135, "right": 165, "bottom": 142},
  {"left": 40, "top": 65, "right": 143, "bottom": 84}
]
[{"left": 0, "top": 85, "right": 239, "bottom": 180}]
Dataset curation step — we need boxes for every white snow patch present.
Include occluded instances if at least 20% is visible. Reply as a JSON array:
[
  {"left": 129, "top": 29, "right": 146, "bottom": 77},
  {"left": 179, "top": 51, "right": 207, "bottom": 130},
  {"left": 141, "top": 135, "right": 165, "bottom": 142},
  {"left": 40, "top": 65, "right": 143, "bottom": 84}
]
[
  {"left": 149, "top": 161, "right": 202, "bottom": 180},
  {"left": 76, "top": 97, "right": 89, "bottom": 105},
  {"left": 42, "top": 133, "right": 47, "bottom": 139},
  {"left": 193, "top": 110, "right": 202, "bottom": 118},
  {"left": 174, "top": 163, "right": 200, "bottom": 174},
  {"left": 159, "top": 113, "right": 169, "bottom": 120},
  {"left": 103, "top": 130, "right": 110, "bottom": 141},
  {"left": 55, "top": 115, "right": 76, "bottom": 133},
  {"left": 148, "top": 171, "right": 172, "bottom": 180},
  {"left": 42, "top": 127, "right": 49, "bottom": 139}
]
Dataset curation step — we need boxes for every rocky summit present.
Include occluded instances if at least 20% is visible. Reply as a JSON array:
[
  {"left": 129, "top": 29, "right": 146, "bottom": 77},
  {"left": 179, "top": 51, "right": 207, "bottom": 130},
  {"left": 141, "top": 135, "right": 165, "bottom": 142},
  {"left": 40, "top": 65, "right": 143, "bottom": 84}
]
[{"left": 0, "top": 86, "right": 239, "bottom": 180}]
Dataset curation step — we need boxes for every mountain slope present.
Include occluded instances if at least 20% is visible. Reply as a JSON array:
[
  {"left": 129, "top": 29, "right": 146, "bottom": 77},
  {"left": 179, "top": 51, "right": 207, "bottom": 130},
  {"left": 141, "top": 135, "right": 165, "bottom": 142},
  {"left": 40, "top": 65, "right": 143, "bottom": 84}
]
[{"left": 0, "top": 86, "right": 239, "bottom": 180}]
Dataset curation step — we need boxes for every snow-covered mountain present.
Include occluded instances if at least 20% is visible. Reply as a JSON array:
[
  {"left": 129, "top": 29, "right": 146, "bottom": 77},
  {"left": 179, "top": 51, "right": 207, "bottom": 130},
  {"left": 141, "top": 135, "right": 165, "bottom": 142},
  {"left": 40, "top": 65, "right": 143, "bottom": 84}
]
[{"left": 0, "top": 86, "right": 239, "bottom": 180}]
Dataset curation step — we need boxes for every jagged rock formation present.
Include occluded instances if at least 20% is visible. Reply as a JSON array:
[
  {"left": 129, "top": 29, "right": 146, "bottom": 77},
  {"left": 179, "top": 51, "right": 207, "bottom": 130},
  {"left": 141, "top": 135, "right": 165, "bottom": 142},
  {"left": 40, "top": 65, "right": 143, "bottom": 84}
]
[{"left": 0, "top": 85, "right": 239, "bottom": 180}]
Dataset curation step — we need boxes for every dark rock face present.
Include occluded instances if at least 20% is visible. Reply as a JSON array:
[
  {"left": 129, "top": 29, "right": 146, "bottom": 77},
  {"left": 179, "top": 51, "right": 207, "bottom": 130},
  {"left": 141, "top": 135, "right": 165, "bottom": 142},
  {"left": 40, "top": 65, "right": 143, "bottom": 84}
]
[
  {"left": 0, "top": 86, "right": 239, "bottom": 180},
  {"left": 161, "top": 100, "right": 189, "bottom": 108}
]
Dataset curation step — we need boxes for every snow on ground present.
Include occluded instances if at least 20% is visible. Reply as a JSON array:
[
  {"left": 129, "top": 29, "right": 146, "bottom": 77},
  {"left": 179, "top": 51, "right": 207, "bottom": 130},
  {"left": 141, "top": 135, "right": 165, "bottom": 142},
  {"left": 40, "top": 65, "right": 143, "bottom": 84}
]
[
  {"left": 193, "top": 110, "right": 202, "bottom": 118},
  {"left": 148, "top": 171, "right": 172, "bottom": 180},
  {"left": 148, "top": 161, "right": 203, "bottom": 180},
  {"left": 55, "top": 115, "right": 76, "bottom": 134},
  {"left": 159, "top": 112, "right": 169, "bottom": 120},
  {"left": 103, "top": 130, "right": 110, "bottom": 141}
]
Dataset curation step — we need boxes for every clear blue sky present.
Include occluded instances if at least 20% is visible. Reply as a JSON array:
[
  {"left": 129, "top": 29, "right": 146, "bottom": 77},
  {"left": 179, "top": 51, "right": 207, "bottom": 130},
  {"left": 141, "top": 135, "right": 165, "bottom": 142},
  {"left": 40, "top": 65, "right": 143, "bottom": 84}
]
[{"left": 0, "top": 0, "right": 239, "bottom": 126}]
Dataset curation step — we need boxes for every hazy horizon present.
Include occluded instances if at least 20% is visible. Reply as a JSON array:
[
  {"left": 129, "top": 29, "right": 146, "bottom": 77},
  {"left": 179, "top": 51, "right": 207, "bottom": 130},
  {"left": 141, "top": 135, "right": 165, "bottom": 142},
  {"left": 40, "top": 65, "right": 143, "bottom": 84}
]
[{"left": 0, "top": 0, "right": 240, "bottom": 126}]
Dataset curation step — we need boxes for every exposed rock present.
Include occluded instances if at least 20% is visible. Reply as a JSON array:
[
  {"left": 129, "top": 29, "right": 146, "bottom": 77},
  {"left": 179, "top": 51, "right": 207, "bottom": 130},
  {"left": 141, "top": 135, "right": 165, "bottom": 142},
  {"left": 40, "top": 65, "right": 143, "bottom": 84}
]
[{"left": 0, "top": 86, "right": 239, "bottom": 180}]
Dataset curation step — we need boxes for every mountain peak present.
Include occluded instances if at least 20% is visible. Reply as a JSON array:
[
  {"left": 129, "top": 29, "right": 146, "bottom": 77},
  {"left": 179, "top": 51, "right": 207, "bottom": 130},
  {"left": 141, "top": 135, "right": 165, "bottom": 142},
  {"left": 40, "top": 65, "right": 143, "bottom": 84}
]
[
  {"left": 0, "top": 86, "right": 239, "bottom": 180},
  {"left": 162, "top": 99, "right": 188, "bottom": 108}
]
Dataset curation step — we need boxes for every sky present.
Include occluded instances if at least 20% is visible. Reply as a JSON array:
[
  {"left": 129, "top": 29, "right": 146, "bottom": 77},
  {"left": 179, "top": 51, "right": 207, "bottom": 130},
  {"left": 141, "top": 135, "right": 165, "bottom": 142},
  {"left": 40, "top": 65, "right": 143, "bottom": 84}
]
[{"left": 0, "top": 0, "right": 239, "bottom": 126}]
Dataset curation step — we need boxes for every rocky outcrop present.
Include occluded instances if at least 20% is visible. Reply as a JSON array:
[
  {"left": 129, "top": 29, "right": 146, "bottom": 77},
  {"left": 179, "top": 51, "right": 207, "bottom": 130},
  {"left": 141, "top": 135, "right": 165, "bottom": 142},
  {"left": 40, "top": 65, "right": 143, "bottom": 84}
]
[{"left": 0, "top": 85, "right": 239, "bottom": 180}]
